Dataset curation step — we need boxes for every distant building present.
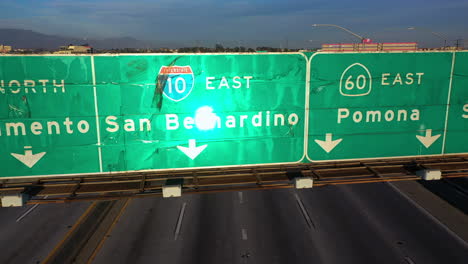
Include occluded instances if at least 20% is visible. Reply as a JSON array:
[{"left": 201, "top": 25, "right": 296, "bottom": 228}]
[
  {"left": 443, "top": 46, "right": 464, "bottom": 51},
  {"left": 54, "top": 44, "right": 92, "bottom": 54},
  {"left": 0, "top": 45, "right": 12, "bottom": 53},
  {"left": 158, "top": 48, "right": 176, "bottom": 53},
  {"left": 320, "top": 42, "right": 418, "bottom": 52}
]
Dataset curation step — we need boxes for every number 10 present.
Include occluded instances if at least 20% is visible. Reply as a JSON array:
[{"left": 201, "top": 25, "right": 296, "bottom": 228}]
[{"left": 167, "top": 77, "right": 187, "bottom": 94}]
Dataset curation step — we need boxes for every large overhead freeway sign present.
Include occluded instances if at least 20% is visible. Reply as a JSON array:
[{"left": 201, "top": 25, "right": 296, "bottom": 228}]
[
  {"left": 1, "top": 51, "right": 467, "bottom": 179},
  {"left": 0, "top": 53, "right": 307, "bottom": 178},
  {"left": 307, "top": 52, "right": 467, "bottom": 161}
]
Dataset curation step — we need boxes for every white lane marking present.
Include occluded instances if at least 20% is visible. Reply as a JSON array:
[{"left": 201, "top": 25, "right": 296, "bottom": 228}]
[
  {"left": 16, "top": 195, "right": 49, "bottom": 223},
  {"left": 294, "top": 192, "right": 314, "bottom": 229},
  {"left": 404, "top": 256, "right": 416, "bottom": 264},
  {"left": 238, "top": 192, "right": 244, "bottom": 204},
  {"left": 174, "top": 202, "right": 187, "bottom": 240},
  {"left": 16, "top": 204, "right": 39, "bottom": 222},
  {"left": 241, "top": 228, "right": 248, "bottom": 240}
]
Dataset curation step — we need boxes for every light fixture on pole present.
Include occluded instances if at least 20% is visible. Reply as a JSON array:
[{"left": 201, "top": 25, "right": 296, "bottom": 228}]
[
  {"left": 408, "top": 26, "right": 448, "bottom": 48},
  {"left": 312, "top": 24, "right": 372, "bottom": 43}
]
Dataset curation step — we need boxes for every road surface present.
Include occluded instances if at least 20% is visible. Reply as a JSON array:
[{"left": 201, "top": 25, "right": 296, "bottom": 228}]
[
  {"left": 0, "top": 201, "right": 91, "bottom": 264},
  {"left": 90, "top": 182, "right": 468, "bottom": 264}
]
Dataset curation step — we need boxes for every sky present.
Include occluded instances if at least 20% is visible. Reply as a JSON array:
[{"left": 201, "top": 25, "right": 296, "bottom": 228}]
[{"left": 0, "top": 0, "right": 467, "bottom": 48}]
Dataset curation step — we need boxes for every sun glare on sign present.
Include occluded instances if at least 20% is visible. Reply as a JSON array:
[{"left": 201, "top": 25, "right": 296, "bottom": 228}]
[{"left": 195, "top": 106, "right": 218, "bottom": 130}]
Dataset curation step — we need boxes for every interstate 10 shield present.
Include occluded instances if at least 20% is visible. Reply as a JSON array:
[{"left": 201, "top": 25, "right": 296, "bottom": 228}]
[{"left": 159, "top": 66, "right": 194, "bottom": 102}]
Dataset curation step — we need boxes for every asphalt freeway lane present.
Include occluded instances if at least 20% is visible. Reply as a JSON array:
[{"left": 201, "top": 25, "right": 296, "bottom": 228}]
[
  {"left": 298, "top": 182, "right": 468, "bottom": 263},
  {"left": 90, "top": 193, "right": 242, "bottom": 264},
  {"left": 91, "top": 182, "right": 468, "bottom": 264},
  {"left": 0, "top": 201, "right": 92, "bottom": 264}
]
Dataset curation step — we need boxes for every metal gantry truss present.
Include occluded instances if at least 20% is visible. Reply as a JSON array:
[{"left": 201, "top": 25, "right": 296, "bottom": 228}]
[{"left": 1, "top": 155, "right": 468, "bottom": 205}]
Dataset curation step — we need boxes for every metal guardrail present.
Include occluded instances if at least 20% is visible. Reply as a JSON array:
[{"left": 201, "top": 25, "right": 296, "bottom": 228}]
[{"left": 1, "top": 155, "right": 467, "bottom": 204}]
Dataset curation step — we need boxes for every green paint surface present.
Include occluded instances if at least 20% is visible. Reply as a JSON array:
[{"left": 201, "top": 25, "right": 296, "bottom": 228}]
[
  {"left": 445, "top": 52, "right": 468, "bottom": 154},
  {"left": 307, "top": 52, "right": 453, "bottom": 161},
  {"left": 0, "top": 54, "right": 307, "bottom": 177},
  {"left": 1, "top": 52, "right": 467, "bottom": 179}
]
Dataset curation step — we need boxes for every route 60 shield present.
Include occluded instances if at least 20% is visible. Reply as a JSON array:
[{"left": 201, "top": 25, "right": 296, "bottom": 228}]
[
  {"left": 158, "top": 66, "right": 194, "bottom": 102},
  {"left": 339, "top": 63, "right": 372, "bottom": 97}
]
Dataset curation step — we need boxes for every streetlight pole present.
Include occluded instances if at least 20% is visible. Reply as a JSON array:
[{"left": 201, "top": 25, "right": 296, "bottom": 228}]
[
  {"left": 312, "top": 24, "right": 369, "bottom": 43},
  {"left": 407, "top": 27, "right": 448, "bottom": 48}
]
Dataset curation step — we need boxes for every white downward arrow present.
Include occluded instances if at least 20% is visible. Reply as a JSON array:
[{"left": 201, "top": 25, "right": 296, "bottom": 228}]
[
  {"left": 416, "top": 129, "right": 441, "bottom": 148},
  {"left": 314, "top": 133, "right": 343, "bottom": 153},
  {"left": 11, "top": 146, "right": 46, "bottom": 168},
  {"left": 177, "top": 139, "right": 208, "bottom": 160}
]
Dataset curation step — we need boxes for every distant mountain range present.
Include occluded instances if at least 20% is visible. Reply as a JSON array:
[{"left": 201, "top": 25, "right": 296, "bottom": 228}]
[{"left": 0, "top": 28, "right": 154, "bottom": 49}]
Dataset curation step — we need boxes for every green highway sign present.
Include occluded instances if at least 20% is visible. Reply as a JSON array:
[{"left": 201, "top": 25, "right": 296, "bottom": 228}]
[
  {"left": 0, "top": 56, "right": 100, "bottom": 177},
  {"left": 445, "top": 52, "right": 468, "bottom": 154},
  {"left": 306, "top": 52, "right": 465, "bottom": 161},
  {"left": 1, "top": 51, "right": 467, "bottom": 179},
  {"left": 0, "top": 54, "right": 307, "bottom": 178}
]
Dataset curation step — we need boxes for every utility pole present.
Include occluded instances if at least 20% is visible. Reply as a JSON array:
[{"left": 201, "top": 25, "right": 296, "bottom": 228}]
[{"left": 455, "top": 39, "right": 463, "bottom": 49}]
